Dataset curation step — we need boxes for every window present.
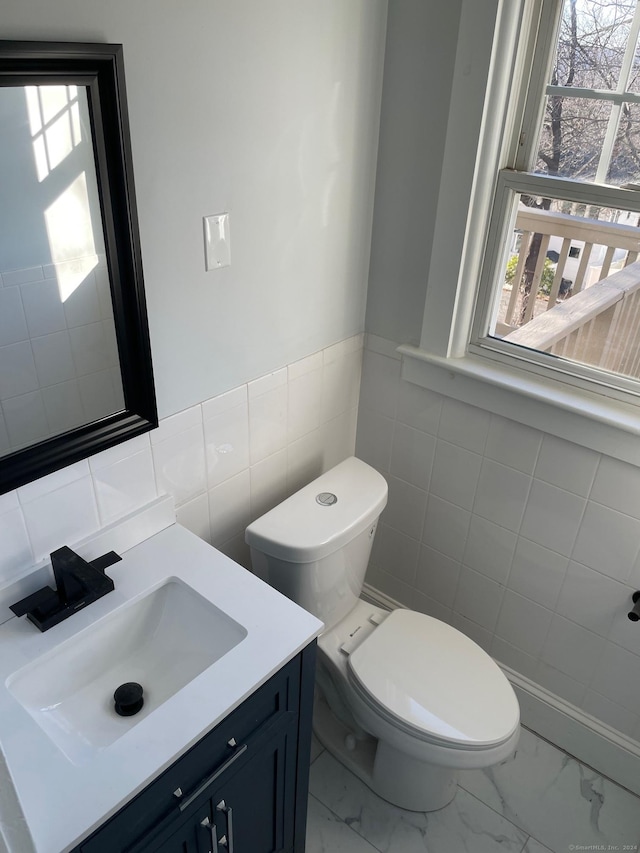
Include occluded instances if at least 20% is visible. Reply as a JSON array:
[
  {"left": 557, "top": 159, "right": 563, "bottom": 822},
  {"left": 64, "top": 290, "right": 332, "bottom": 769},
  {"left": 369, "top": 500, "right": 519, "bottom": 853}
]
[
  {"left": 474, "top": 0, "right": 640, "bottom": 398},
  {"left": 401, "top": 0, "right": 640, "bottom": 463}
]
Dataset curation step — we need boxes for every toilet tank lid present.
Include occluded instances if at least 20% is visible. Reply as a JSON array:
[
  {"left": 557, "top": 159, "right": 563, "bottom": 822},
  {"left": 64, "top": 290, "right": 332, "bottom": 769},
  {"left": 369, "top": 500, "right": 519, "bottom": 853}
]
[{"left": 245, "top": 457, "right": 388, "bottom": 563}]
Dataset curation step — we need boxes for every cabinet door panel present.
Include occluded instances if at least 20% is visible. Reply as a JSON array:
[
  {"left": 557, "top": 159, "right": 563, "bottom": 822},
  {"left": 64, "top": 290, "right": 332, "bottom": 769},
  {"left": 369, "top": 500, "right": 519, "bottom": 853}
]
[{"left": 212, "top": 724, "right": 297, "bottom": 853}]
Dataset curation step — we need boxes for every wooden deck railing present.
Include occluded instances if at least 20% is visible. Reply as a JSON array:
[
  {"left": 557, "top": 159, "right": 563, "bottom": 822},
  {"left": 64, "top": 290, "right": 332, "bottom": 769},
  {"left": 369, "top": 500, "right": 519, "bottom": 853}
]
[
  {"left": 499, "top": 207, "right": 640, "bottom": 375},
  {"left": 504, "top": 260, "right": 640, "bottom": 375}
]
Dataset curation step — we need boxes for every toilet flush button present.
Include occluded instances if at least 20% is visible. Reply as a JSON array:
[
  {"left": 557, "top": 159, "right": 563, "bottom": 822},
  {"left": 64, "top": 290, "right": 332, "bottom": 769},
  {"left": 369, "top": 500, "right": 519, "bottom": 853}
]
[{"left": 316, "top": 492, "right": 337, "bottom": 506}]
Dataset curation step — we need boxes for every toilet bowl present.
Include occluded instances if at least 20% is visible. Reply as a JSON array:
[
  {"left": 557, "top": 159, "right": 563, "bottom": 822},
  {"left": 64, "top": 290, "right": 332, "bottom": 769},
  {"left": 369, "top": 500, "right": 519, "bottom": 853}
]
[{"left": 245, "top": 456, "right": 520, "bottom": 812}]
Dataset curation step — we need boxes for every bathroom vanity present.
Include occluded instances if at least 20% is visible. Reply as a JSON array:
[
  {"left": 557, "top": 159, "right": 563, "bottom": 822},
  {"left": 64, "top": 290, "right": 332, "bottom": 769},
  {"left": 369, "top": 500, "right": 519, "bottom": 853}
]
[
  {"left": 0, "top": 513, "right": 322, "bottom": 853},
  {"left": 73, "top": 645, "right": 316, "bottom": 852}
]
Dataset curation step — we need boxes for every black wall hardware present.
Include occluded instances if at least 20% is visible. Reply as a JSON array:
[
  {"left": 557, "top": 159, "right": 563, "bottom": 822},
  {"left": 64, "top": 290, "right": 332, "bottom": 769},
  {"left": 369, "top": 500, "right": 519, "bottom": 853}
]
[{"left": 628, "top": 591, "right": 640, "bottom": 622}]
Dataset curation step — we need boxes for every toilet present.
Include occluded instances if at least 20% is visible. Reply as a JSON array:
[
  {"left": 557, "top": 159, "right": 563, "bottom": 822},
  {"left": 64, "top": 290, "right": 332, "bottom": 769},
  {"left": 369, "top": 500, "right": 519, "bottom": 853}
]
[{"left": 245, "top": 456, "right": 520, "bottom": 812}]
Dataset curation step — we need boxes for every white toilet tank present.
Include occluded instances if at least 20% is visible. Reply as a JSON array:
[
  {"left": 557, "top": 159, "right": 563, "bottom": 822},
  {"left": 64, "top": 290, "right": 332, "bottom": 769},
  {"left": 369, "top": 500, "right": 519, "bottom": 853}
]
[{"left": 245, "top": 457, "right": 388, "bottom": 630}]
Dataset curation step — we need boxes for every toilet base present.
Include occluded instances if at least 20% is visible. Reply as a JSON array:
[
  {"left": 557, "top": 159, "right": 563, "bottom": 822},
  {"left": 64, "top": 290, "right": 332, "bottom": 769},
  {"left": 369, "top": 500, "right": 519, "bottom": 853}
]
[{"left": 313, "top": 692, "right": 458, "bottom": 812}]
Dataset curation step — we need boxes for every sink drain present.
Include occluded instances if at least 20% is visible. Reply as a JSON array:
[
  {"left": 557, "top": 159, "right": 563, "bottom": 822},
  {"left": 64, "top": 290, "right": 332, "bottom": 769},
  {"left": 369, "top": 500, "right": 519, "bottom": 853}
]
[{"left": 114, "top": 682, "right": 144, "bottom": 716}]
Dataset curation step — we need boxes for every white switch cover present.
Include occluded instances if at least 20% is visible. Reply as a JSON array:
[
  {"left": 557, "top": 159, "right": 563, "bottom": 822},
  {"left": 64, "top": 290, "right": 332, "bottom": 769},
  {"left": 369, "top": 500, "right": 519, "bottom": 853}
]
[{"left": 203, "top": 213, "right": 231, "bottom": 270}]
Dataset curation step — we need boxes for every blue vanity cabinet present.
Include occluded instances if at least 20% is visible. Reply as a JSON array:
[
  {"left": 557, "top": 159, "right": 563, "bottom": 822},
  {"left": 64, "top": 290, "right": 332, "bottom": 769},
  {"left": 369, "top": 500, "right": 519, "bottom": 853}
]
[{"left": 73, "top": 642, "right": 316, "bottom": 853}]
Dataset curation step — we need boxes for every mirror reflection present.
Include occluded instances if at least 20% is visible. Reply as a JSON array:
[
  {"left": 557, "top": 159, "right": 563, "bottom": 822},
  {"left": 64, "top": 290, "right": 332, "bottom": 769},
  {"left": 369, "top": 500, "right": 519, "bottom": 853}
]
[{"left": 0, "top": 84, "right": 124, "bottom": 460}]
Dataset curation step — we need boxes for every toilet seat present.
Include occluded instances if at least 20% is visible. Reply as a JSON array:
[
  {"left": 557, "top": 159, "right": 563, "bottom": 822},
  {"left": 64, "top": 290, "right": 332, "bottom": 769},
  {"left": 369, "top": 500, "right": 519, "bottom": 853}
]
[{"left": 347, "top": 609, "right": 520, "bottom": 750}]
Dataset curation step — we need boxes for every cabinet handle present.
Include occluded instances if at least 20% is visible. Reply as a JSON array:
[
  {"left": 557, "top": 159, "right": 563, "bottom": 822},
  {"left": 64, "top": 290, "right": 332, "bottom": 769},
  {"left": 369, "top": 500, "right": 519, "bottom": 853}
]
[
  {"left": 216, "top": 800, "right": 234, "bottom": 852},
  {"left": 178, "top": 742, "right": 248, "bottom": 812},
  {"left": 200, "top": 816, "right": 219, "bottom": 853}
]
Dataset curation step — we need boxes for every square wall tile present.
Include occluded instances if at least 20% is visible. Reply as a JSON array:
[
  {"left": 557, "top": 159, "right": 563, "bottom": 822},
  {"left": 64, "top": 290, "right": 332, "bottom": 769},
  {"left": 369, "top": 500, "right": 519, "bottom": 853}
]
[
  {"left": 68, "top": 322, "right": 111, "bottom": 375},
  {"left": 209, "top": 469, "right": 251, "bottom": 546},
  {"left": 21, "top": 476, "right": 99, "bottom": 562},
  {"left": 176, "top": 493, "right": 211, "bottom": 544},
  {"left": 438, "top": 398, "right": 491, "bottom": 454},
  {"left": 490, "top": 637, "right": 539, "bottom": 680},
  {"left": 383, "top": 476, "right": 427, "bottom": 540},
  {"left": 250, "top": 449, "right": 288, "bottom": 520},
  {"left": 287, "top": 368, "right": 322, "bottom": 443},
  {"left": 18, "top": 460, "right": 89, "bottom": 504},
  {"left": 495, "top": 589, "right": 553, "bottom": 658},
  {"left": 541, "top": 614, "right": 604, "bottom": 685},
  {"left": 249, "top": 383, "right": 287, "bottom": 465},
  {"left": 322, "top": 406, "right": 358, "bottom": 471},
  {"left": 287, "top": 430, "right": 324, "bottom": 494},
  {"left": 590, "top": 642, "right": 640, "bottom": 714},
  {"left": 450, "top": 611, "right": 493, "bottom": 652},
  {"left": 152, "top": 424, "right": 206, "bottom": 506},
  {"left": 422, "top": 494, "right": 471, "bottom": 562},
  {"left": 463, "top": 515, "right": 517, "bottom": 584},
  {"left": 590, "top": 455, "right": 640, "bottom": 519},
  {"left": 555, "top": 561, "right": 628, "bottom": 637},
  {"left": 62, "top": 275, "right": 101, "bottom": 328},
  {"left": 430, "top": 440, "right": 482, "bottom": 511},
  {"left": 358, "top": 350, "right": 400, "bottom": 419},
  {"left": 321, "top": 348, "right": 362, "bottom": 422},
  {"left": 92, "top": 448, "right": 157, "bottom": 525},
  {"left": 390, "top": 422, "right": 435, "bottom": 490},
  {"left": 508, "top": 537, "right": 569, "bottom": 610},
  {"left": 355, "top": 410, "right": 394, "bottom": 473},
  {"left": 484, "top": 415, "right": 542, "bottom": 474},
  {"left": 369, "top": 523, "right": 419, "bottom": 585},
  {"left": 572, "top": 501, "right": 640, "bottom": 582},
  {"left": 204, "top": 400, "right": 249, "bottom": 488},
  {"left": 473, "top": 459, "right": 531, "bottom": 533},
  {"left": 535, "top": 661, "right": 587, "bottom": 706},
  {"left": 415, "top": 544, "right": 461, "bottom": 608},
  {"left": 534, "top": 434, "right": 599, "bottom": 497},
  {"left": 453, "top": 565, "right": 504, "bottom": 633},
  {"left": 519, "top": 479, "right": 585, "bottom": 557},
  {"left": 395, "top": 380, "right": 443, "bottom": 435}
]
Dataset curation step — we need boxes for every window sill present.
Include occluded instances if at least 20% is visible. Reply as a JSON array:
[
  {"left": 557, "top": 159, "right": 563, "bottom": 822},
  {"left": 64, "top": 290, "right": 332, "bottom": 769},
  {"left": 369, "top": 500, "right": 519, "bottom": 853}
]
[{"left": 399, "top": 344, "right": 640, "bottom": 467}]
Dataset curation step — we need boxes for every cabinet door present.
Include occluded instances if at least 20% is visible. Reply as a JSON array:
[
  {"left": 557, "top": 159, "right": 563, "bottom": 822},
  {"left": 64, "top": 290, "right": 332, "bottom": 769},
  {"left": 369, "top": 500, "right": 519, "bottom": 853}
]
[{"left": 207, "top": 723, "right": 298, "bottom": 853}]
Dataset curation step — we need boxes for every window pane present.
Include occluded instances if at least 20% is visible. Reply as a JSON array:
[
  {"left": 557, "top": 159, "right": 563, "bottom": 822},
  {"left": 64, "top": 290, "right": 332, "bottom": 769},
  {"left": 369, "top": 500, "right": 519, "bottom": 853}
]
[
  {"left": 535, "top": 96, "right": 612, "bottom": 180},
  {"left": 556, "top": 1, "right": 635, "bottom": 92},
  {"left": 491, "top": 193, "right": 640, "bottom": 380},
  {"left": 607, "top": 102, "right": 640, "bottom": 183}
]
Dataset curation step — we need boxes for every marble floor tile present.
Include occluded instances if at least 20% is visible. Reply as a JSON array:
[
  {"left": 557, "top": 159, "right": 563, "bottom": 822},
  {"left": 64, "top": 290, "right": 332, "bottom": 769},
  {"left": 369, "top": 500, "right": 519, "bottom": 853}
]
[
  {"left": 310, "top": 733, "right": 325, "bottom": 764},
  {"left": 306, "top": 795, "right": 380, "bottom": 853},
  {"left": 309, "top": 750, "right": 529, "bottom": 853},
  {"left": 459, "top": 727, "right": 640, "bottom": 853}
]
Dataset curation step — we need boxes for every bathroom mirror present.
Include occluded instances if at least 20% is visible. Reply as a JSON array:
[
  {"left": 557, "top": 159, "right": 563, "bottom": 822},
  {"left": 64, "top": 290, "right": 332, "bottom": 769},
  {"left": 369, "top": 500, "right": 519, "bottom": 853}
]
[{"left": 0, "top": 41, "right": 157, "bottom": 494}]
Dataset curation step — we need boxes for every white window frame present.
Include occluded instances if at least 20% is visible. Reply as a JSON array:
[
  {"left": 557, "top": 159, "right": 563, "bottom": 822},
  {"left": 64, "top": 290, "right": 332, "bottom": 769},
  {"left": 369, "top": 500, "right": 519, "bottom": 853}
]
[{"left": 400, "top": 0, "right": 640, "bottom": 467}]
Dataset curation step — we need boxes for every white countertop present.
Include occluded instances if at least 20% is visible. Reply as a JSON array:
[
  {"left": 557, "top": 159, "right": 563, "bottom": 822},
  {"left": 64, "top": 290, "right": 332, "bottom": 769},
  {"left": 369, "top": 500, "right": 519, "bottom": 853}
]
[{"left": 0, "top": 523, "right": 322, "bottom": 853}]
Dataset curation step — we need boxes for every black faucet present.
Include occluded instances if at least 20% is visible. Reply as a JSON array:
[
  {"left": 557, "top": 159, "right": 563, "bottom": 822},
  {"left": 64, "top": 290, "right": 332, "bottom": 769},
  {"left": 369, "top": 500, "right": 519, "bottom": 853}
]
[{"left": 9, "top": 546, "right": 120, "bottom": 632}]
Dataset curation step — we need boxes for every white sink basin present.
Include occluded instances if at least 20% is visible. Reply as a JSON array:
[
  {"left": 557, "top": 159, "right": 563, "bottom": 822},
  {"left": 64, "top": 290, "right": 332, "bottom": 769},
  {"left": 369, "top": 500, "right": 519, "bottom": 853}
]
[{"left": 6, "top": 577, "right": 247, "bottom": 765}]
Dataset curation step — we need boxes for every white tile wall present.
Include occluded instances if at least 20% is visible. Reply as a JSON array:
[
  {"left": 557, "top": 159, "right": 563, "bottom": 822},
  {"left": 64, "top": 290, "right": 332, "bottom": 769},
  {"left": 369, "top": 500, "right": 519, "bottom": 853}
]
[
  {"left": 358, "top": 336, "right": 640, "bottom": 745},
  {"left": 0, "top": 335, "right": 362, "bottom": 586}
]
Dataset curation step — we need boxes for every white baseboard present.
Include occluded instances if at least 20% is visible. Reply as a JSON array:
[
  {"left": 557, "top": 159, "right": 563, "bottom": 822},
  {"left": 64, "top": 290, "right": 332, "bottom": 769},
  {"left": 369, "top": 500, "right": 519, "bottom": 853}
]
[{"left": 362, "top": 582, "right": 640, "bottom": 798}]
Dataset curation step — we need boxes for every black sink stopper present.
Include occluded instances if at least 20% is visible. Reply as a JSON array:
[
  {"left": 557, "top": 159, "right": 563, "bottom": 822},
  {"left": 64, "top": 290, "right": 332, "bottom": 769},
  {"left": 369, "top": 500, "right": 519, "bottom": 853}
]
[{"left": 114, "top": 682, "right": 144, "bottom": 716}]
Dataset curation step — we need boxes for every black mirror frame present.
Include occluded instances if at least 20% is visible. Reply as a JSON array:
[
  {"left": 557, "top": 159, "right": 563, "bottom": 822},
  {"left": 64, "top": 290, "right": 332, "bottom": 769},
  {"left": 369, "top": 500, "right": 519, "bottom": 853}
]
[{"left": 0, "top": 41, "right": 157, "bottom": 494}]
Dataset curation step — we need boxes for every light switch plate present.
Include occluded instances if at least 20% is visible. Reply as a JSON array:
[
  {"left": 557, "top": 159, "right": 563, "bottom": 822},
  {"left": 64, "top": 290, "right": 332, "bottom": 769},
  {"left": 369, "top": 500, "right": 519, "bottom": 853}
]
[{"left": 203, "top": 213, "right": 231, "bottom": 270}]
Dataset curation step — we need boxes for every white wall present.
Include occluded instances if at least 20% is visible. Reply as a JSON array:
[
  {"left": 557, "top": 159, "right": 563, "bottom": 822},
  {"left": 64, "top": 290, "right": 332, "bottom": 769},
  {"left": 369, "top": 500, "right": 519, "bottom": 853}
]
[
  {"left": 365, "top": 0, "right": 462, "bottom": 346},
  {"left": 359, "top": 0, "right": 640, "bottom": 746},
  {"left": 1, "top": 0, "right": 387, "bottom": 418}
]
